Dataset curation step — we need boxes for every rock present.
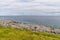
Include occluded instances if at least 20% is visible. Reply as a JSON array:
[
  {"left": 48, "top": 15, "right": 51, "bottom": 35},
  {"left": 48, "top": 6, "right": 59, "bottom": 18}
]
[{"left": 0, "top": 20, "right": 60, "bottom": 34}]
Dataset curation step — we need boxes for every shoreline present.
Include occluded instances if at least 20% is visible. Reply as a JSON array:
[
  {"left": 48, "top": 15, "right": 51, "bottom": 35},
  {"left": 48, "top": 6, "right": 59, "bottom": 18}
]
[{"left": 0, "top": 19, "right": 60, "bottom": 34}]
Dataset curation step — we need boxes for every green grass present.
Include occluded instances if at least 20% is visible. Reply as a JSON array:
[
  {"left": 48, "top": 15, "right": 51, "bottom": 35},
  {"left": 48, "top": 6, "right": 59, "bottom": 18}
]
[{"left": 0, "top": 25, "right": 60, "bottom": 40}]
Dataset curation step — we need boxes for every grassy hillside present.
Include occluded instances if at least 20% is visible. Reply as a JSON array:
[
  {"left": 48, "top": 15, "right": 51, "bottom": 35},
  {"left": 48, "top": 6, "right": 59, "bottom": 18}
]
[{"left": 0, "top": 25, "right": 60, "bottom": 40}]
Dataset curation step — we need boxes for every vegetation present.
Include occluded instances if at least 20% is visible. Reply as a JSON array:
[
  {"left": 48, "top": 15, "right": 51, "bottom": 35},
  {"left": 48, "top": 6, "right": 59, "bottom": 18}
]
[{"left": 0, "top": 25, "right": 60, "bottom": 40}]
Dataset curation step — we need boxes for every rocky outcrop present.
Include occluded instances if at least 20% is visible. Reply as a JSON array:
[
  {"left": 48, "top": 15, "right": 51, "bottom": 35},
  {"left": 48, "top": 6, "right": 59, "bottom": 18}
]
[{"left": 0, "top": 20, "right": 60, "bottom": 34}]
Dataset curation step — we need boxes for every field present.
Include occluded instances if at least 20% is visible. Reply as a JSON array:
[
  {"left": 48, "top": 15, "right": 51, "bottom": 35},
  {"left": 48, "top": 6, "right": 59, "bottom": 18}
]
[{"left": 0, "top": 25, "right": 60, "bottom": 40}]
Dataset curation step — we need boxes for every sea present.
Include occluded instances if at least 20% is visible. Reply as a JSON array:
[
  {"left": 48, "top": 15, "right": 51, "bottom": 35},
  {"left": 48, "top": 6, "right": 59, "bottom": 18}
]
[{"left": 0, "top": 16, "right": 60, "bottom": 28}]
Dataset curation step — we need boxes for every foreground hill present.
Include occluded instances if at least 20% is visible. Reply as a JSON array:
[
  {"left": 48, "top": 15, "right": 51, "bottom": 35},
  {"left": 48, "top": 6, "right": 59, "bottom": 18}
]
[{"left": 0, "top": 25, "right": 60, "bottom": 40}]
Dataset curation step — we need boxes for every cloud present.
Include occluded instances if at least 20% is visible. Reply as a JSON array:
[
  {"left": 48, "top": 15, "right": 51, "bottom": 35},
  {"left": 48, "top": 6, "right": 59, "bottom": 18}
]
[
  {"left": 18, "top": 0, "right": 33, "bottom": 2},
  {"left": 0, "top": 0, "right": 60, "bottom": 16}
]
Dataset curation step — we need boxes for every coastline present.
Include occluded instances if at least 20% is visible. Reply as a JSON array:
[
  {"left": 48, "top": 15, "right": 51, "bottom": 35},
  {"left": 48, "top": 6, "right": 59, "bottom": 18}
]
[
  {"left": 0, "top": 19, "right": 60, "bottom": 34},
  {"left": 0, "top": 16, "right": 60, "bottom": 28}
]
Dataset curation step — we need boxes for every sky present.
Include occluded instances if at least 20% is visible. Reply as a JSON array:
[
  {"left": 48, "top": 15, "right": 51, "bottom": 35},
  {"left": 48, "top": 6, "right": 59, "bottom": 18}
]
[{"left": 0, "top": 0, "right": 60, "bottom": 16}]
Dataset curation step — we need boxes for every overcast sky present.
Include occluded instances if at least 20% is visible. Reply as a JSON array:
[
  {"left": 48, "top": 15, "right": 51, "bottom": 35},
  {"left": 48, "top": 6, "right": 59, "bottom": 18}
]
[{"left": 0, "top": 0, "right": 60, "bottom": 16}]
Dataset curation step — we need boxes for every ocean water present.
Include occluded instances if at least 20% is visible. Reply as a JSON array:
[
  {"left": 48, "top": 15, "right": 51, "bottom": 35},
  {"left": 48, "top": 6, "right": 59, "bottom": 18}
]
[{"left": 0, "top": 16, "right": 60, "bottom": 28}]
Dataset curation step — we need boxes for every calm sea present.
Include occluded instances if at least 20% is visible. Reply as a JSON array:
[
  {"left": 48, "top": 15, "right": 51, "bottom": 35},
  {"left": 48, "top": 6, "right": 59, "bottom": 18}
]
[{"left": 0, "top": 16, "right": 60, "bottom": 28}]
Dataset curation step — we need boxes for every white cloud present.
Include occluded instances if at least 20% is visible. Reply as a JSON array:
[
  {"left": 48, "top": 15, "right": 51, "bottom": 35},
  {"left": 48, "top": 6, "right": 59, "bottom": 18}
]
[{"left": 0, "top": 0, "right": 60, "bottom": 16}]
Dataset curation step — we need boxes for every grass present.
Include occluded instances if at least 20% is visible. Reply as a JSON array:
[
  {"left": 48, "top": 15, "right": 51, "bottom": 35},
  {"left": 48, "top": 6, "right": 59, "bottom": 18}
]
[{"left": 0, "top": 25, "right": 60, "bottom": 40}]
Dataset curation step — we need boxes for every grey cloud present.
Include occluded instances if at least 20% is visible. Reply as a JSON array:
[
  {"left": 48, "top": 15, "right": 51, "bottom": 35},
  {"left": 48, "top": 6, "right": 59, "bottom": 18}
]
[
  {"left": 17, "top": 0, "right": 33, "bottom": 2},
  {"left": 0, "top": 0, "right": 60, "bottom": 16}
]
